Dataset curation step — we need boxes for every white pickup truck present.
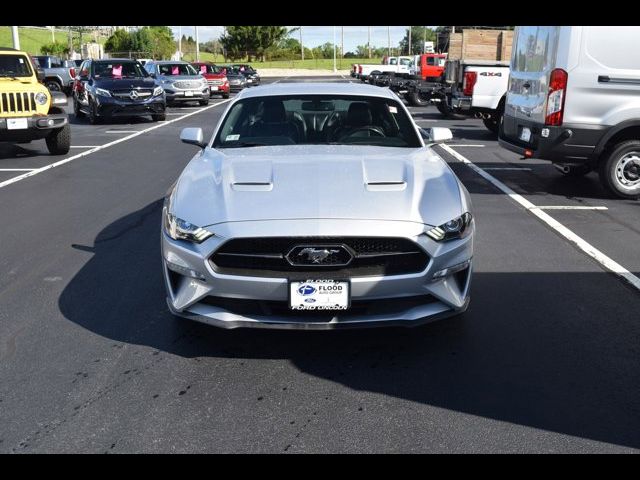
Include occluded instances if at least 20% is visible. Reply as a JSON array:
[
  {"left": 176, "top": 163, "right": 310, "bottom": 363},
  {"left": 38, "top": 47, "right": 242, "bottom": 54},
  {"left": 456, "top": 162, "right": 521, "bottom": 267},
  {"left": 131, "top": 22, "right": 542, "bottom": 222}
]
[
  {"left": 352, "top": 56, "right": 413, "bottom": 81},
  {"left": 443, "top": 59, "right": 510, "bottom": 134}
]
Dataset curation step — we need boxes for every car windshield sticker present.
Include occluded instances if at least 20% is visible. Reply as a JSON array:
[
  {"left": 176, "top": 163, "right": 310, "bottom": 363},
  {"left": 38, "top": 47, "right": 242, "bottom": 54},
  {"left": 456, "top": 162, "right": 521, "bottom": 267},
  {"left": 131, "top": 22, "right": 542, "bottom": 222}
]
[
  {"left": 200, "top": 65, "right": 207, "bottom": 74},
  {"left": 172, "top": 66, "right": 179, "bottom": 75},
  {"left": 112, "top": 65, "right": 122, "bottom": 77},
  {"left": 226, "top": 134, "right": 240, "bottom": 141},
  {"left": 388, "top": 105, "right": 398, "bottom": 114}
]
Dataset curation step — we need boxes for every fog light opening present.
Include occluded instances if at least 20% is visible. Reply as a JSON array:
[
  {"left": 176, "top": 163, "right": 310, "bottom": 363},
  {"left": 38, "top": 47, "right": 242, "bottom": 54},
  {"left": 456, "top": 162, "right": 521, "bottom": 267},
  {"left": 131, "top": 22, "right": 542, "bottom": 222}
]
[
  {"left": 431, "top": 260, "right": 472, "bottom": 282},
  {"left": 165, "top": 260, "right": 206, "bottom": 281}
]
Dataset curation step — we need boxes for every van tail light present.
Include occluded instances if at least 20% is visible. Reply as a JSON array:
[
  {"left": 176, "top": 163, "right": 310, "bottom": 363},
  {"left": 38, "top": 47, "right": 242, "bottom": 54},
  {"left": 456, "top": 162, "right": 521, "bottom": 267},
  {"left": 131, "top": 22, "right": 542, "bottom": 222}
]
[
  {"left": 69, "top": 67, "right": 76, "bottom": 79},
  {"left": 462, "top": 71, "right": 477, "bottom": 96},
  {"left": 545, "top": 68, "right": 568, "bottom": 126}
]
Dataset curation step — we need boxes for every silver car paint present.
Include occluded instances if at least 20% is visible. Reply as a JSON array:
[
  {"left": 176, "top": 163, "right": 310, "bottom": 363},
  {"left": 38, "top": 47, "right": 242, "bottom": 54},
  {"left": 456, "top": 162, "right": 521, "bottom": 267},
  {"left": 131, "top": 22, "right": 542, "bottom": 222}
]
[{"left": 163, "top": 82, "right": 474, "bottom": 329}]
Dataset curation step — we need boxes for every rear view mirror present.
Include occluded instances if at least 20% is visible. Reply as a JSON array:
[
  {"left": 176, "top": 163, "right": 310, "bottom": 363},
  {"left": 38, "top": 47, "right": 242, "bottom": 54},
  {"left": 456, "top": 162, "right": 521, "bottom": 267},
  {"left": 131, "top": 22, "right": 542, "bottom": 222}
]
[
  {"left": 420, "top": 127, "right": 453, "bottom": 143},
  {"left": 180, "top": 127, "right": 206, "bottom": 148}
]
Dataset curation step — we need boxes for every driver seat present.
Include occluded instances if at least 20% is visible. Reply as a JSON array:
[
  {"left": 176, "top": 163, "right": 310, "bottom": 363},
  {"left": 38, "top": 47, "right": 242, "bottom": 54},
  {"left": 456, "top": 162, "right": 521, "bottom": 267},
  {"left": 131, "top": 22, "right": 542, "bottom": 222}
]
[{"left": 328, "top": 102, "right": 373, "bottom": 141}]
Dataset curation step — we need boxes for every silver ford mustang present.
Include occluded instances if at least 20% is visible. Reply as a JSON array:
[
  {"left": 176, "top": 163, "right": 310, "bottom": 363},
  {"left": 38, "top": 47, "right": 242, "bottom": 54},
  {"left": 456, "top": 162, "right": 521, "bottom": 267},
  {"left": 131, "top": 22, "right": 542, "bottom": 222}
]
[{"left": 162, "top": 83, "right": 474, "bottom": 329}]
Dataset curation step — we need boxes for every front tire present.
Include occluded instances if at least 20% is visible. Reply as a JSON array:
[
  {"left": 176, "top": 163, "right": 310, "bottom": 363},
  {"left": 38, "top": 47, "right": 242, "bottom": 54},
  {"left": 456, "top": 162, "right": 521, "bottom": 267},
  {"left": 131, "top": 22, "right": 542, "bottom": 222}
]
[
  {"left": 45, "top": 80, "right": 62, "bottom": 93},
  {"left": 482, "top": 115, "right": 501, "bottom": 135},
  {"left": 222, "top": 92, "right": 230, "bottom": 99},
  {"left": 88, "top": 102, "right": 101, "bottom": 125},
  {"left": 45, "top": 124, "right": 71, "bottom": 155},
  {"left": 152, "top": 113, "right": 166, "bottom": 122},
  {"left": 598, "top": 140, "right": 640, "bottom": 199},
  {"left": 73, "top": 97, "right": 85, "bottom": 118},
  {"left": 407, "top": 91, "right": 430, "bottom": 107},
  {"left": 199, "top": 98, "right": 209, "bottom": 106}
]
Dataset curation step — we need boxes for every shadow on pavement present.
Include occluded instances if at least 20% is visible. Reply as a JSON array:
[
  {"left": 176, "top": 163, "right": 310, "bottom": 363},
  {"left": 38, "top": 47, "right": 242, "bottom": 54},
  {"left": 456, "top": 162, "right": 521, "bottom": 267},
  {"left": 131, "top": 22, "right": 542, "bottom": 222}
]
[{"left": 58, "top": 200, "right": 640, "bottom": 449}]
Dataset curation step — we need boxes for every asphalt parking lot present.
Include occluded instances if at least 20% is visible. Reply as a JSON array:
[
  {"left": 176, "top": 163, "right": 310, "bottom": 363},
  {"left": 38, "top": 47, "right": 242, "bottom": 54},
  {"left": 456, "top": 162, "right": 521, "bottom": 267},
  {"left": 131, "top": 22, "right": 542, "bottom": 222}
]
[{"left": 0, "top": 76, "right": 638, "bottom": 453}]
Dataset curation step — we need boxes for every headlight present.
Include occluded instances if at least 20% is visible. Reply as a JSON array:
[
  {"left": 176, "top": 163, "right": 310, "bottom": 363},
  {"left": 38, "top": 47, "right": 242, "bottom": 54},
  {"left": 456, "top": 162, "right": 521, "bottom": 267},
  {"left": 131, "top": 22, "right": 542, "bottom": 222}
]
[
  {"left": 95, "top": 87, "right": 111, "bottom": 97},
  {"left": 34, "top": 92, "right": 48, "bottom": 105},
  {"left": 163, "top": 206, "right": 214, "bottom": 243},
  {"left": 153, "top": 86, "right": 164, "bottom": 96},
  {"left": 162, "top": 79, "right": 173, "bottom": 85},
  {"left": 425, "top": 213, "right": 473, "bottom": 242}
]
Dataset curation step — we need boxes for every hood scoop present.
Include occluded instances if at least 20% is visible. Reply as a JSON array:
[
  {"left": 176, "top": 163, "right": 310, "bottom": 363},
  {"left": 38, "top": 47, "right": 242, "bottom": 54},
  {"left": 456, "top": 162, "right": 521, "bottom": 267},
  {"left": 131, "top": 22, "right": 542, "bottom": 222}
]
[
  {"left": 363, "top": 158, "right": 407, "bottom": 191},
  {"left": 230, "top": 160, "right": 273, "bottom": 191},
  {"left": 365, "top": 181, "right": 407, "bottom": 191}
]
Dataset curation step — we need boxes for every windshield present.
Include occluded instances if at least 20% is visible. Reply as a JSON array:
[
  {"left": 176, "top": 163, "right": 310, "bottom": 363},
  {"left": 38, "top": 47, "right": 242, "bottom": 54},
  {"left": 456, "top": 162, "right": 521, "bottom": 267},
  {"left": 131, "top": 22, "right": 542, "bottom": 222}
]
[
  {"left": 0, "top": 54, "right": 33, "bottom": 77},
  {"left": 158, "top": 63, "right": 198, "bottom": 76},
  {"left": 213, "top": 95, "right": 422, "bottom": 149},
  {"left": 92, "top": 61, "right": 147, "bottom": 78},
  {"left": 194, "top": 64, "right": 222, "bottom": 74}
]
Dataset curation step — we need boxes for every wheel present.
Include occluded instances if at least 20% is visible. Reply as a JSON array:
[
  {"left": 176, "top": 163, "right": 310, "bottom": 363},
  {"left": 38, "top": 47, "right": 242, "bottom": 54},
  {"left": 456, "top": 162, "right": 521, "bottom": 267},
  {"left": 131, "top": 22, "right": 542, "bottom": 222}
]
[
  {"left": 559, "top": 165, "right": 592, "bottom": 177},
  {"left": 199, "top": 99, "right": 209, "bottom": 106},
  {"left": 45, "top": 80, "right": 62, "bottom": 92},
  {"left": 407, "top": 91, "right": 430, "bottom": 107},
  {"left": 222, "top": 93, "right": 230, "bottom": 99},
  {"left": 152, "top": 113, "right": 166, "bottom": 122},
  {"left": 598, "top": 140, "right": 640, "bottom": 199},
  {"left": 73, "top": 97, "right": 85, "bottom": 118},
  {"left": 45, "top": 124, "right": 71, "bottom": 155},
  {"left": 482, "top": 115, "right": 501, "bottom": 135},
  {"left": 88, "top": 102, "right": 101, "bottom": 125}
]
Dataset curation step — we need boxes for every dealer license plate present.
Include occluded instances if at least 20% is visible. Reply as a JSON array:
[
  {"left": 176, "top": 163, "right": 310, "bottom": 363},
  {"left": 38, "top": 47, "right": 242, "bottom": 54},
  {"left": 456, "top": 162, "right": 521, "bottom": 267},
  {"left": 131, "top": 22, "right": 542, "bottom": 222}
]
[
  {"left": 289, "top": 280, "right": 350, "bottom": 311},
  {"left": 210, "top": 86, "right": 218, "bottom": 91},
  {"left": 184, "top": 91, "right": 194, "bottom": 97},
  {"left": 519, "top": 127, "right": 531, "bottom": 143},
  {"left": 7, "top": 118, "right": 28, "bottom": 130}
]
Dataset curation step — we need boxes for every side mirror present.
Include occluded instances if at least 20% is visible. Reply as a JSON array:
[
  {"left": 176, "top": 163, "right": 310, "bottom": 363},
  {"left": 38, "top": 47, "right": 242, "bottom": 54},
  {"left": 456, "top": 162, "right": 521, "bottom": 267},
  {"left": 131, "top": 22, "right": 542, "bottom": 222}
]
[
  {"left": 420, "top": 127, "right": 453, "bottom": 144},
  {"left": 180, "top": 127, "right": 206, "bottom": 148}
]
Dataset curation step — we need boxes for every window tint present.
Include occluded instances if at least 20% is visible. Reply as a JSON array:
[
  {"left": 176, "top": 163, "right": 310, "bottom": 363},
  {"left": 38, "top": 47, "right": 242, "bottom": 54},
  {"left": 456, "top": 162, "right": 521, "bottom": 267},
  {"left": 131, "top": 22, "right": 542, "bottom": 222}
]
[
  {"left": 158, "top": 63, "right": 197, "bottom": 75},
  {"left": 92, "top": 61, "right": 146, "bottom": 78},
  {"left": 213, "top": 95, "right": 421, "bottom": 149},
  {"left": 0, "top": 54, "right": 33, "bottom": 77}
]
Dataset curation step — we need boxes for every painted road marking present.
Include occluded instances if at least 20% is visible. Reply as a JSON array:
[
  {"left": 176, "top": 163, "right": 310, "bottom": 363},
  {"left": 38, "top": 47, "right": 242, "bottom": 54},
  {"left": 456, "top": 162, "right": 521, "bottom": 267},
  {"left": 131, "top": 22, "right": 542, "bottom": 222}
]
[
  {"left": 105, "top": 130, "right": 140, "bottom": 134},
  {"left": 450, "top": 144, "right": 487, "bottom": 148},
  {"left": 440, "top": 143, "right": 640, "bottom": 292},
  {"left": 0, "top": 99, "right": 232, "bottom": 190},
  {"left": 70, "top": 146, "right": 100, "bottom": 148},
  {"left": 483, "top": 167, "right": 532, "bottom": 171},
  {"left": 0, "top": 168, "right": 37, "bottom": 172},
  {"left": 531, "top": 206, "right": 608, "bottom": 211}
]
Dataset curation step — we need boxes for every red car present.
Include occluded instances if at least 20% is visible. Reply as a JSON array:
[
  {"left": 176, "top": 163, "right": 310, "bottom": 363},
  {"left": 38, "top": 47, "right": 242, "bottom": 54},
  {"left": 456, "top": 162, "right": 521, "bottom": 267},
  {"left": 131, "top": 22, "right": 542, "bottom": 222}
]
[{"left": 191, "top": 62, "right": 230, "bottom": 99}]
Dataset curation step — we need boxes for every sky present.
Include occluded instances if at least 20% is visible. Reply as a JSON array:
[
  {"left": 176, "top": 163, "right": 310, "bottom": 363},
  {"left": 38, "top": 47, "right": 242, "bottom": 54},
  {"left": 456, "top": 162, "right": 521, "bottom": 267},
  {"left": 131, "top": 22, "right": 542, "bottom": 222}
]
[{"left": 169, "top": 26, "right": 431, "bottom": 52}]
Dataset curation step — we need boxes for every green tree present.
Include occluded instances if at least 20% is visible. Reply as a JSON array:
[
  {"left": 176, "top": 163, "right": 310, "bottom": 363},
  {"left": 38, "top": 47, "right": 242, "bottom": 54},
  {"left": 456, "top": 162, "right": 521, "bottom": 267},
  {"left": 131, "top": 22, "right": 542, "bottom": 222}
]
[
  {"left": 147, "top": 26, "right": 177, "bottom": 60},
  {"left": 221, "top": 26, "right": 291, "bottom": 62},
  {"left": 40, "top": 41, "right": 70, "bottom": 57},
  {"left": 398, "top": 26, "right": 436, "bottom": 55},
  {"left": 104, "top": 29, "right": 132, "bottom": 53}
]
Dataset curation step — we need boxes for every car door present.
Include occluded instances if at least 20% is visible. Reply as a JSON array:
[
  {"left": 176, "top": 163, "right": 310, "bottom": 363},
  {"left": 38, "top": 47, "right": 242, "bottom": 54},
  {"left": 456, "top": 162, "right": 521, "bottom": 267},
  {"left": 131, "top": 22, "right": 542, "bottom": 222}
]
[{"left": 505, "top": 26, "right": 561, "bottom": 125}]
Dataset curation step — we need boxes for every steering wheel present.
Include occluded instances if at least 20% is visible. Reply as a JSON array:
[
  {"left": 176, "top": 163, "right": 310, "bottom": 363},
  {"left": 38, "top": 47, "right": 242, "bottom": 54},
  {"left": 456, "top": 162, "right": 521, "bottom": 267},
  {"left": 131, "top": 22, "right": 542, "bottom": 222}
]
[{"left": 338, "top": 125, "right": 386, "bottom": 140}]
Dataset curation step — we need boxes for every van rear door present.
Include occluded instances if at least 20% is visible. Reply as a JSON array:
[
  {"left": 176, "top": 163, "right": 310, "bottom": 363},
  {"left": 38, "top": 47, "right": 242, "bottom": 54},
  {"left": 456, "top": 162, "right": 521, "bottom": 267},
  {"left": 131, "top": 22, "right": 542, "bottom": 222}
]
[{"left": 505, "top": 26, "right": 561, "bottom": 125}]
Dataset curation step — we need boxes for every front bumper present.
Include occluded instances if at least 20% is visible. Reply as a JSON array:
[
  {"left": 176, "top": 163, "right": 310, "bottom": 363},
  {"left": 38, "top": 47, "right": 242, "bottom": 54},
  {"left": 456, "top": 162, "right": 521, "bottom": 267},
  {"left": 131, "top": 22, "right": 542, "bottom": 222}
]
[
  {"left": 207, "top": 82, "right": 230, "bottom": 95},
  {"left": 228, "top": 83, "right": 246, "bottom": 92},
  {"left": 0, "top": 113, "right": 68, "bottom": 141},
  {"left": 161, "top": 219, "right": 473, "bottom": 330},
  {"left": 165, "top": 88, "right": 210, "bottom": 102},
  {"left": 95, "top": 95, "right": 166, "bottom": 117},
  {"left": 499, "top": 113, "right": 608, "bottom": 166}
]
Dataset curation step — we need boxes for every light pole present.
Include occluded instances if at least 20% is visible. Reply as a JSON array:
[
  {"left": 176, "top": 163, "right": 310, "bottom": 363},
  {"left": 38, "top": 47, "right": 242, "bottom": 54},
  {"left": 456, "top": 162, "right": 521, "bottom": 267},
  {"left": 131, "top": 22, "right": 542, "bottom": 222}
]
[
  {"left": 341, "top": 25, "right": 344, "bottom": 69},
  {"left": 300, "top": 26, "right": 304, "bottom": 61},
  {"left": 51, "top": 26, "right": 55, "bottom": 43},
  {"left": 195, "top": 26, "right": 199, "bottom": 61},
  {"left": 178, "top": 26, "right": 182, "bottom": 60},
  {"left": 408, "top": 26, "right": 411, "bottom": 55},
  {"left": 11, "top": 26, "right": 20, "bottom": 50},
  {"left": 387, "top": 26, "right": 390, "bottom": 56},
  {"left": 333, "top": 26, "right": 337, "bottom": 72},
  {"left": 368, "top": 26, "right": 371, "bottom": 58}
]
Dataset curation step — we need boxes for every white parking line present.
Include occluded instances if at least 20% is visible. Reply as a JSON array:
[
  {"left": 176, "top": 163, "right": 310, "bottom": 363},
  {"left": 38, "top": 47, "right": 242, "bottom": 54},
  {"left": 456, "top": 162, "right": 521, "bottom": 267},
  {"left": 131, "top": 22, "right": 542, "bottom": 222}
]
[
  {"left": 483, "top": 167, "right": 532, "bottom": 171},
  {"left": 0, "top": 99, "right": 232, "bottom": 190},
  {"left": 105, "top": 130, "right": 140, "bottom": 134},
  {"left": 0, "top": 168, "right": 37, "bottom": 172},
  {"left": 450, "top": 144, "right": 486, "bottom": 148},
  {"left": 70, "top": 146, "right": 100, "bottom": 148},
  {"left": 531, "top": 206, "right": 608, "bottom": 211},
  {"left": 440, "top": 143, "right": 640, "bottom": 292}
]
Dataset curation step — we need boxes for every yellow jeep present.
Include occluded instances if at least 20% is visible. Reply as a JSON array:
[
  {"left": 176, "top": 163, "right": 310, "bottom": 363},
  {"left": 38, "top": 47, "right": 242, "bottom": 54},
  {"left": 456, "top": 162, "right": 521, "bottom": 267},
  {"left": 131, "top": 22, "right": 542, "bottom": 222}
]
[{"left": 0, "top": 47, "right": 70, "bottom": 155}]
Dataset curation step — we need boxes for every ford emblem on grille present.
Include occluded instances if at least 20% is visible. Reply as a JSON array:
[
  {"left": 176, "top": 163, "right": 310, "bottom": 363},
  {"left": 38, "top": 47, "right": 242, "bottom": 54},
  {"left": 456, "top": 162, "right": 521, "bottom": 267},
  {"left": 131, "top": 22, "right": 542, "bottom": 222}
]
[{"left": 285, "top": 245, "right": 354, "bottom": 267}]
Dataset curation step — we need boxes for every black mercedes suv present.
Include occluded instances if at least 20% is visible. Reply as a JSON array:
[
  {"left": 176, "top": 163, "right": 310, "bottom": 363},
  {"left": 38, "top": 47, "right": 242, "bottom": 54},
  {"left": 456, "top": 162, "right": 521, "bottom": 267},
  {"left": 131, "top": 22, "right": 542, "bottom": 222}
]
[{"left": 72, "top": 59, "right": 166, "bottom": 124}]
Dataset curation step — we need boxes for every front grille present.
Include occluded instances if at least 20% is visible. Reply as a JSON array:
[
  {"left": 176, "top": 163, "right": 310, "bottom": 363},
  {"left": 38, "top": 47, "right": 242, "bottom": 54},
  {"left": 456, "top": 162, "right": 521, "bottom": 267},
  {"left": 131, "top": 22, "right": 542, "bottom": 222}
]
[
  {"left": 111, "top": 89, "right": 153, "bottom": 101},
  {"left": 173, "top": 81, "right": 201, "bottom": 89},
  {"left": 0, "top": 92, "right": 36, "bottom": 114},
  {"left": 210, "top": 237, "right": 429, "bottom": 278},
  {"left": 207, "top": 79, "right": 223, "bottom": 86}
]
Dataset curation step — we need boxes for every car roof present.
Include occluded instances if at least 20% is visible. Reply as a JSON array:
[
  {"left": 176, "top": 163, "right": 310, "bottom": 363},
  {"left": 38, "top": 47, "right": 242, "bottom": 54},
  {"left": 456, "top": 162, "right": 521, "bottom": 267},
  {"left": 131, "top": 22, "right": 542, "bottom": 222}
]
[
  {"left": 153, "top": 60, "right": 189, "bottom": 65},
  {"left": 93, "top": 58, "right": 139, "bottom": 62},
  {"left": 235, "top": 82, "right": 400, "bottom": 101}
]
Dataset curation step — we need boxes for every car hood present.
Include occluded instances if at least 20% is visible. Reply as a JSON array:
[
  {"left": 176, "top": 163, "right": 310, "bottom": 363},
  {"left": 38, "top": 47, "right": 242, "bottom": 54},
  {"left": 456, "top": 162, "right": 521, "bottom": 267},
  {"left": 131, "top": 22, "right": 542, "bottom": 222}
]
[
  {"left": 93, "top": 77, "right": 156, "bottom": 90},
  {"left": 171, "top": 145, "right": 465, "bottom": 229}
]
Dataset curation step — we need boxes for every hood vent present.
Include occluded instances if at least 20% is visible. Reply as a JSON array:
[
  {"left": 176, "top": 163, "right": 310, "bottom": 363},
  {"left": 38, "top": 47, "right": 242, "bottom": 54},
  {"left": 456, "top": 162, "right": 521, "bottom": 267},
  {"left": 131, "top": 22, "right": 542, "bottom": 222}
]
[
  {"left": 231, "top": 182, "right": 273, "bottom": 192},
  {"left": 365, "top": 181, "right": 407, "bottom": 192}
]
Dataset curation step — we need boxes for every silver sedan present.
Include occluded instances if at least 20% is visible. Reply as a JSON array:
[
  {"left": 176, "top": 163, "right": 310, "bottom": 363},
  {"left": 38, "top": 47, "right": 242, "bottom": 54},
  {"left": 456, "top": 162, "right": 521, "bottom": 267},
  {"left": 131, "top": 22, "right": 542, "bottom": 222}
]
[{"left": 162, "top": 82, "right": 474, "bottom": 329}]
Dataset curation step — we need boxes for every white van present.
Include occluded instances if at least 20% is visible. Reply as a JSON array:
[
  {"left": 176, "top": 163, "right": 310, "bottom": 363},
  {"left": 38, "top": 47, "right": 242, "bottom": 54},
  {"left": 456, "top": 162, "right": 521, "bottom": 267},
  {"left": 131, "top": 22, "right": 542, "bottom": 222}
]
[{"left": 499, "top": 26, "right": 640, "bottom": 199}]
